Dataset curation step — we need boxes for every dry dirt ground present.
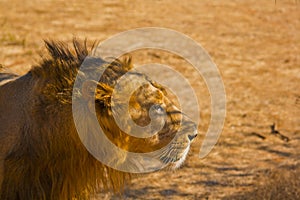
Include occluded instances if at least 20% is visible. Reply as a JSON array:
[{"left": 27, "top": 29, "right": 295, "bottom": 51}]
[{"left": 0, "top": 0, "right": 299, "bottom": 199}]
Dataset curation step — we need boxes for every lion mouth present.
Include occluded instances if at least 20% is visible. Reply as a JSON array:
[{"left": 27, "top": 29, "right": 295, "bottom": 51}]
[
  {"left": 173, "top": 145, "right": 190, "bottom": 169},
  {"left": 159, "top": 143, "right": 191, "bottom": 169},
  {"left": 158, "top": 127, "right": 197, "bottom": 169}
]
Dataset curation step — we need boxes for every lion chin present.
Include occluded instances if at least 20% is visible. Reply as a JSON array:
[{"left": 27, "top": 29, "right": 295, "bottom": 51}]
[
  {"left": 162, "top": 146, "right": 190, "bottom": 171},
  {"left": 175, "top": 146, "right": 191, "bottom": 169},
  {"left": 0, "top": 38, "right": 197, "bottom": 200}
]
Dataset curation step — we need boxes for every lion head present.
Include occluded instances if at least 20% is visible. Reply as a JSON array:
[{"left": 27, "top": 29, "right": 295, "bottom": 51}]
[{"left": 0, "top": 39, "right": 197, "bottom": 199}]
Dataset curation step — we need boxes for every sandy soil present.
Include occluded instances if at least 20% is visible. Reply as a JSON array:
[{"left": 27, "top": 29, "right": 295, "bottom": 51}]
[{"left": 0, "top": 0, "right": 299, "bottom": 199}]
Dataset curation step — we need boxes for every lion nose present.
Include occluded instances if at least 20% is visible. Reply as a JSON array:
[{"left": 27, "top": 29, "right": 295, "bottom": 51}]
[{"left": 188, "top": 133, "right": 197, "bottom": 141}]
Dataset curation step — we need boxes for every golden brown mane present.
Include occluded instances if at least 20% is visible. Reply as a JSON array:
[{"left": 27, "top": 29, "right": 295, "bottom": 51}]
[
  {"left": 31, "top": 39, "right": 133, "bottom": 104},
  {"left": 0, "top": 39, "right": 133, "bottom": 199}
]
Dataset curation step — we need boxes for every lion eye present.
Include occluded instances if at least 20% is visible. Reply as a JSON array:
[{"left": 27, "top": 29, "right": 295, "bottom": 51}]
[{"left": 152, "top": 104, "right": 164, "bottom": 114}]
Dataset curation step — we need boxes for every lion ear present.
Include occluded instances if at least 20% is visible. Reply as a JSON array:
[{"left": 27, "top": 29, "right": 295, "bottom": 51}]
[{"left": 82, "top": 80, "right": 113, "bottom": 103}]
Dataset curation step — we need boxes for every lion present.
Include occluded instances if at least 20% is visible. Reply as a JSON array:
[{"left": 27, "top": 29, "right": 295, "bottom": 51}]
[{"left": 0, "top": 39, "right": 198, "bottom": 199}]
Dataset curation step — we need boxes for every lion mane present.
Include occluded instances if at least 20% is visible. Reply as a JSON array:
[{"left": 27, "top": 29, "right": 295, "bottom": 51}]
[
  {"left": 0, "top": 39, "right": 197, "bottom": 199},
  {"left": 0, "top": 40, "right": 134, "bottom": 200}
]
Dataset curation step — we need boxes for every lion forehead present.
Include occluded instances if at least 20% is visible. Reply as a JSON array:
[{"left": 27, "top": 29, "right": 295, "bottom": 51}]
[{"left": 133, "top": 83, "right": 164, "bottom": 105}]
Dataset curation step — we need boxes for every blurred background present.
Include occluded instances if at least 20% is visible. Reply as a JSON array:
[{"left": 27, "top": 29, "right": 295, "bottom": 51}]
[{"left": 0, "top": 0, "right": 299, "bottom": 199}]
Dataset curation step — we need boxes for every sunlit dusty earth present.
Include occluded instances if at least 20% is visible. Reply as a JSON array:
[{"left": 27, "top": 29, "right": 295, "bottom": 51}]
[{"left": 0, "top": 0, "right": 299, "bottom": 199}]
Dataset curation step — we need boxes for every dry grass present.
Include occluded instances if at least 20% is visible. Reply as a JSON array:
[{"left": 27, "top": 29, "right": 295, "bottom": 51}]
[{"left": 224, "top": 166, "right": 300, "bottom": 200}]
